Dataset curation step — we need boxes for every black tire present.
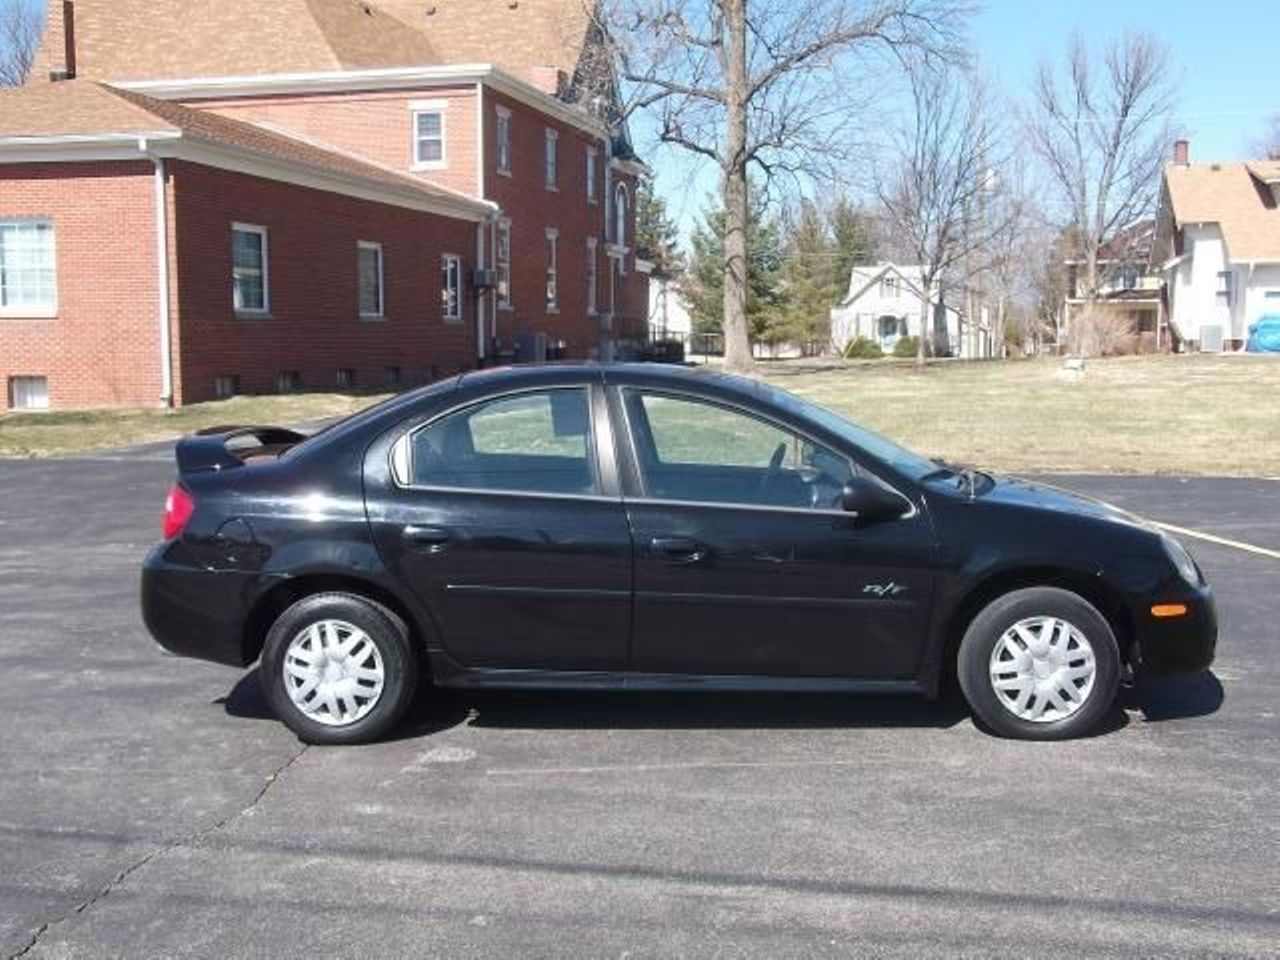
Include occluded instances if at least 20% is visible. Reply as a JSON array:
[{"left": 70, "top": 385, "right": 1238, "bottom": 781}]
[
  {"left": 958, "top": 587, "right": 1121, "bottom": 741},
  {"left": 260, "top": 592, "right": 419, "bottom": 745}
]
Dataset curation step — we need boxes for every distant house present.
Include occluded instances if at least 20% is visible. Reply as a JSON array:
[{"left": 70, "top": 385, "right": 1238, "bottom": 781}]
[
  {"left": 1061, "top": 220, "right": 1164, "bottom": 350},
  {"left": 1152, "top": 140, "right": 1280, "bottom": 352},
  {"left": 647, "top": 276, "right": 691, "bottom": 343},
  {"left": 830, "top": 262, "right": 993, "bottom": 358}
]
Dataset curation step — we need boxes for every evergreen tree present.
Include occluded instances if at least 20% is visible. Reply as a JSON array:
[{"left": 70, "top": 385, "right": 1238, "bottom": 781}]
[
  {"left": 683, "top": 197, "right": 785, "bottom": 340},
  {"left": 779, "top": 201, "right": 840, "bottom": 350},
  {"left": 635, "top": 181, "right": 684, "bottom": 282},
  {"left": 829, "top": 198, "right": 875, "bottom": 291}
]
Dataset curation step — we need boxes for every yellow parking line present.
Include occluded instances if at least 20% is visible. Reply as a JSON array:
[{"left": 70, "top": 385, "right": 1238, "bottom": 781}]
[{"left": 1153, "top": 521, "right": 1280, "bottom": 561}]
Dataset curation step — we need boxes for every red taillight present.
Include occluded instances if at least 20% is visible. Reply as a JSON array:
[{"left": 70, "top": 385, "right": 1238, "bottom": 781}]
[{"left": 162, "top": 484, "right": 194, "bottom": 540}]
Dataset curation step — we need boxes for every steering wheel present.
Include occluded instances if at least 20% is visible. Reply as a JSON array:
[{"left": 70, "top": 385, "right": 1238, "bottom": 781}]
[{"left": 755, "top": 442, "right": 787, "bottom": 498}]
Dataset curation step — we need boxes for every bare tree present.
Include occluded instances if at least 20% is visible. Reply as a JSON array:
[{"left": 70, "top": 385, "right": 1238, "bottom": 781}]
[
  {"left": 1251, "top": 112, "right": 1280, "bottom": 160},
  {"left": 599, "top": 0, "right": 965, "bottom": 371},
  {"left": 0, "top": 0, "right": 41, "bottom": 87},
  {"left": 1026, "top": 32, "right": 1174, "bottom": 324},
  {"left": 875, "top": 64, "right": 1010, "bottom": 365}
]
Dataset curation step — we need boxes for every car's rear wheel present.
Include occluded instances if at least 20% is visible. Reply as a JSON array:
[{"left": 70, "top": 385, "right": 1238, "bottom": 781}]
[
  {"left": 958, "top": 587, "right": 1121, "bottom": 740},
  {"left": 261, "top": 592, "right": 418, "bottom": 745}
]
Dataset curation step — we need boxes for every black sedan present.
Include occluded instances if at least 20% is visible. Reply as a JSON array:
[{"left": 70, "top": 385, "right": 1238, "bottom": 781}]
[{"left": 142, "top": 363, "right": 1216, "bottom": 744}]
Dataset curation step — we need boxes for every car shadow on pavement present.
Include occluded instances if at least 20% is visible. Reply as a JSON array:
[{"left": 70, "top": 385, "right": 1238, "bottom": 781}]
[
  {"left": 218, "top": 668, "right": 1223, "bottom": 741},
  {"left": 1121, "top": 670, "right": 1225, "bottom": 722}
]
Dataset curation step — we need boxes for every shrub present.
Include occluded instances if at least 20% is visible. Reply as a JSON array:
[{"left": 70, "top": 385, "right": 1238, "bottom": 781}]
[
  {"left": 1069, "top": 310, "right": 1135, "bottom": 357},
  {"left": 893, "top": 335, "right": 920, "bottom": 359},
  {"left": 842, "top": 336, "right": 884, "bottom": 359}
]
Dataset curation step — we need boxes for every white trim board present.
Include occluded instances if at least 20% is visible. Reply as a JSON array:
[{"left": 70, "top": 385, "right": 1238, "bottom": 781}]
[{"left": 115, "top": 64, "right": 609, "bottom": 141}]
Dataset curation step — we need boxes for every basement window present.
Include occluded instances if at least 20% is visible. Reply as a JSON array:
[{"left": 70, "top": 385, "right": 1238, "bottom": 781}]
[
  {"left": 384, "top": 366, "right": 402, "bottom": 388},
  {"left": 335, "top": 368, "right": 355, "bottom": 389},
  {"left": 0, "top": 220, "right": 56, "bottom": 316},
  {"left": 276, "top": 370, "right": 302, "bottom": 394},
  {"left": 214, "top": 374, "right": 240, "bottom": 399},
  {"left": 8, "top": 375, "right": 49, "bottom": 410}
]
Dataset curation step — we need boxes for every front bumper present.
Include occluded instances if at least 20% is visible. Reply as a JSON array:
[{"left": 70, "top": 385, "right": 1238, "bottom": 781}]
[
  {"left": 1131, "top": 582, "right": 1217, "bottom": 676},
  {"left": 141, "top": 543, "right": 260, "bottom": 668}
]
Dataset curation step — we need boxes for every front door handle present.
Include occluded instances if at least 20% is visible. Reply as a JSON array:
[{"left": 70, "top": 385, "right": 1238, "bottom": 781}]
[
  {"left": 650, "top": 537, "right": 708, "bottom": 564},
  {"left": 402, "top": 525, "right": 452, "bottom": 551}
]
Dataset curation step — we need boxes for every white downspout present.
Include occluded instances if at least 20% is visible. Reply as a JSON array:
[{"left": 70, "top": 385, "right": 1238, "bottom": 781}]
[
  {"left": 474, "top": 81, "right": 487, "bottom": 363},
  {"left": 144, "top": 141, "right": 174, "bottom": 407}
]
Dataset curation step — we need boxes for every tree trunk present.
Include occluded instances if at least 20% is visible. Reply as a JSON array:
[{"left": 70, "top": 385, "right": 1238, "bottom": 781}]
[
  {"left": 916, "top": 281, "right": 930, "bottom": 367},
  {"left": 720, "top": 0, "right": 753, "bottom": 372}
]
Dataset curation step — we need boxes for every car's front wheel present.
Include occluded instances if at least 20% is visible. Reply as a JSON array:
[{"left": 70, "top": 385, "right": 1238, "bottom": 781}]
[
  {"left": 958, "top": 587, "right": 1121, "bottom": 740},
  {"left": 261, "top": 592, "right": 418, "bottom": 745}
]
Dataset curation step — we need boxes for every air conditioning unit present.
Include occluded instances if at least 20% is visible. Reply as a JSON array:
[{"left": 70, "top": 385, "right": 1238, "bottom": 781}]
[
  {"left": 472, "top": 268, "right": 499, "bottom": 289},
  {"left": 1199, "top": 324, "right": 1224, "bottom": 353}
]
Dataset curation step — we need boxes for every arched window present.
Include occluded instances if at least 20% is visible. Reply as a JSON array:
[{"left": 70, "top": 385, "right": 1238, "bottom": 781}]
[{"left": 614, "top": 183, "right": 629, "bottom": 247}]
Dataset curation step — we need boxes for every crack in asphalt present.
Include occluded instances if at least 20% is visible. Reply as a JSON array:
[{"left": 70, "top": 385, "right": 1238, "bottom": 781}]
[{"left": 6, "top": 744, "right": 309, "bottom": 960}]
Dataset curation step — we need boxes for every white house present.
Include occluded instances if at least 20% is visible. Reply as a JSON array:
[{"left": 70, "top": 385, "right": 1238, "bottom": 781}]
[
  {"left": 648, "top": 276, "right": 692, "bottom": 342},
  {"left": 1153, "top": 142, "right": 1280, "bottom": 351},
  {"left": 830, "top": 262, "right": 992, "bottom": 358}
]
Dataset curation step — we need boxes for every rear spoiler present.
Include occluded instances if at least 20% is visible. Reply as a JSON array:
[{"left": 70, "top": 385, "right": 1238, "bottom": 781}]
[{"left": 175, "top": 426, "right": 309, "bottom": 475}]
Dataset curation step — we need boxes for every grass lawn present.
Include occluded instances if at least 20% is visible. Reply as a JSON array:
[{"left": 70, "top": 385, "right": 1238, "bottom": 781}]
[
  {"left": 1, "top": 355, "right": 1276, "bottom": 476},
  {"left": 760, "top": 354, "right": 1280, "bottom": 477},
  {"left": 0, "top": 392, "right": 389, "bottom": 458}
]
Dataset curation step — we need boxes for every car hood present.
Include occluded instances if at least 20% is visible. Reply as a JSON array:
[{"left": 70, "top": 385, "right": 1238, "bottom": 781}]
[{"left": 981, "top": 475, "right": 1156, "bottom": 531}]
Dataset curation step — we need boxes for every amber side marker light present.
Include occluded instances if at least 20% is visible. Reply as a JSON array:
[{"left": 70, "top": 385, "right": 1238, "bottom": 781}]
[{"left": 1151, "top": 603, "right": 1189, "bottom": 619}]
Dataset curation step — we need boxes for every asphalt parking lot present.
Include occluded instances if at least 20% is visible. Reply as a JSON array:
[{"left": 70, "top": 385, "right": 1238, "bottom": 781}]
[{"left": 1, "top": 454, "right": 1277, "bottom": 958}]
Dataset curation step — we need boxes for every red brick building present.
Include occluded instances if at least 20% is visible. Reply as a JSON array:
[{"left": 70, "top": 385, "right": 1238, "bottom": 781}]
[{"left": 0, "top": 0, "right": 649, "bottom": 408}]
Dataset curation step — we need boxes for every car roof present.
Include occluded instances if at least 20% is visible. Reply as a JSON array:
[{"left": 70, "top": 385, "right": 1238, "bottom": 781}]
[{"left": 458, "top": 361, "right": 765, "bottom": 398}]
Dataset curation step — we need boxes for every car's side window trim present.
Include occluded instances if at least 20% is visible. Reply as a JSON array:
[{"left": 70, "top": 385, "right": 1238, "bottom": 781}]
[
  {"left": 390, "top": 383, "right": 618, "bottom": 500},
  {"left": 612, "top": 385, "right": 915, "bottom": 516}
]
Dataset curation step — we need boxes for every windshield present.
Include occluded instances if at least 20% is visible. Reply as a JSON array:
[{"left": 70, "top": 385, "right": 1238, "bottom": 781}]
[{"left": 749, "top": 380, "right": 940, "bottom": 480}]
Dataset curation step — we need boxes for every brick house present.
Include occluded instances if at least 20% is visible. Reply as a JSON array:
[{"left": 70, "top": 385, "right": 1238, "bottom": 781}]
[{"left": 0, "top": 0, "right": 649, "bottom": 409}]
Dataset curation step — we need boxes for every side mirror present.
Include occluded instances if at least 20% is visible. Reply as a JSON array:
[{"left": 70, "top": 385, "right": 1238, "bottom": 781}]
[{"left": 841, "top": 477, "right": 908, "bottom": 523}]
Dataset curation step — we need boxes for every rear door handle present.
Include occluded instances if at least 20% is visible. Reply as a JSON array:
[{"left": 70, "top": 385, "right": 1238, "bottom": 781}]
[
  {"left": 650, "top": 537, "right": 708, "bottom": 564},
  {"left": 402, "top": 525, "right": 452, "bottom": 551}
]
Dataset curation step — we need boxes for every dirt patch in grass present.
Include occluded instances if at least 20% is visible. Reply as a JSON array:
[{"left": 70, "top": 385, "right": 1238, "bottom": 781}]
[{"left": 0, "top": 392, "right": 390, "bottom": 458}]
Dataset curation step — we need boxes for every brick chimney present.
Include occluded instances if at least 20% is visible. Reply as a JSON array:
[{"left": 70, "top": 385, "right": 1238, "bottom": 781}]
[
  {"left": 38, "top": 1, "right": 77, "bottom": 81},
  {"left": 1172, "top": 138, "right": 1189, "bottom": 166}
]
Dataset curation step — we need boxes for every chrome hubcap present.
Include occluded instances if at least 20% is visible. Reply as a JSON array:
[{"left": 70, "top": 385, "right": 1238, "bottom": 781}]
[
  {"left": 283, "top": 620, "right": 384, "bottom": 727},
  {"left": 989, "top": 616, "right": 1096, "bottom": 723}
]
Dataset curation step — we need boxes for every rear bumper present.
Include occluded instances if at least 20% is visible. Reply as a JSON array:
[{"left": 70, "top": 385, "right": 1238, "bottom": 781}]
[
  {"left": 141, "top": 544, "right": 259, "bottom": 668},
  {"left": 1132, "top": 583, "right": 1217, "bottom": 677}
]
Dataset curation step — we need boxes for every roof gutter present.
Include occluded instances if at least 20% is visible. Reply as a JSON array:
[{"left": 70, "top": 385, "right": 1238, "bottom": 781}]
[{"left": 139, "top": 137, "right": 174, "bottom": 407}]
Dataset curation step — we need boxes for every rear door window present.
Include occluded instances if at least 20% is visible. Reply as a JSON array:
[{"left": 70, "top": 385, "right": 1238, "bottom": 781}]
[{"left": 409, "top": 388, "right": 598, "bottom": 496}]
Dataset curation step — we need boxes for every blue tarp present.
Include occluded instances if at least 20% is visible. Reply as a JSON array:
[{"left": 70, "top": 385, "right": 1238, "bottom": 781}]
[{"left": 1246, "top": 315, "right": 1280, "bottom": 353}]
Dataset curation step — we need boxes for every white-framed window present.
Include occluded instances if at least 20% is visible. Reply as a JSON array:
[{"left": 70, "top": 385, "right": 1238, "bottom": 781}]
[
  {"left": 0, "top": 220, "right": 56, "bottom": 316},
  {"left": 613, "top": 182, "right": 629, "bottom": 247},
  {"left": 7, "top": 375, "right": 49, "bottom": 410},
  {"left": 586, "top": 237, "right": 598, "bottom": 316},
  {"left": 882, "top": 275, "right": 898, "bottom": 299},
  {"left": 358, "top": 241, "right": 385, "bottom": 318},
  {"left": 231, "top": 223, "right": 269, "bottom": 315},
  {"left": 1216, "top": 270, "right": 1233, "bottom": 304},
  {"left": 546, "top": 227, "right": 559, "bottom": 313},
  {"left": 441, "top": 253, "right": 462, "bottom": 321},
  {"left": 545, "top": 128, "right": 558, "bottom": 190},
  {"left": 586, "top": 147, "right": 598, "bottom": 203},
  {"left": 495, "top": 106, "right": 512, "bottom": 176},
  {"left": 496, "top": 219, "right": 512, "bottom": 309},
  {"left": 411, "top": 101, "right": 446, "bottom": 169}
]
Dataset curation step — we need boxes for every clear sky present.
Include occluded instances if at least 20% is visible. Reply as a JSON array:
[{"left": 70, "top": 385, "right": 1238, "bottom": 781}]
[{"left": 971, "top": 0, "right": 1277, "bottom": 163}]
